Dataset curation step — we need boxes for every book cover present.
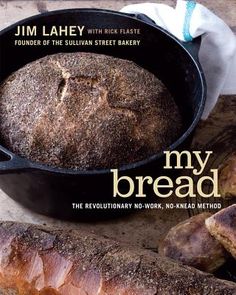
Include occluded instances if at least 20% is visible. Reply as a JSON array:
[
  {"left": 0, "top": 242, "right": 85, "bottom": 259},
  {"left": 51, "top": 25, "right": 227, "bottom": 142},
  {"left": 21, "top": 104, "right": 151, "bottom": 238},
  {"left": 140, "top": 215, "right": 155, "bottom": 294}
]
[{"left": 0, "top": 0, "right": 235, "bottom": 293}]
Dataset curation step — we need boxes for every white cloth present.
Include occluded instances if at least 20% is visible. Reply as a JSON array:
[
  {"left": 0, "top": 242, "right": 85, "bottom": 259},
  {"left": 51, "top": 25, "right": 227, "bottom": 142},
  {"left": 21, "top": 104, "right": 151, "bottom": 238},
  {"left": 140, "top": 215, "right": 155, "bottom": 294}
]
[{"left": 121, "top": 1, "right": 236, "bottom": 119}]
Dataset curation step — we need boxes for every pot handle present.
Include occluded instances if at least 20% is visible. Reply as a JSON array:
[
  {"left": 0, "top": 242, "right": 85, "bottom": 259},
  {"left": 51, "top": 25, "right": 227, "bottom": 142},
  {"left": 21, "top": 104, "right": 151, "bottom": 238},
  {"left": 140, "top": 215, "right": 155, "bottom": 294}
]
[
  {"left": 125, "top": 12, "right": 201, "bottom": 61},
  {"left": 0, "top": 146, "right": 31, "bottom": 173}
]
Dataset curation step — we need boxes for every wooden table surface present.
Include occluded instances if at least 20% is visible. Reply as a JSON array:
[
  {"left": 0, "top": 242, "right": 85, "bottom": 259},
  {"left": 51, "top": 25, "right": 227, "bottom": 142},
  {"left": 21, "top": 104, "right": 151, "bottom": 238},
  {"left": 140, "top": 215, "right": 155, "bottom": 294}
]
[{"left": 0, "top": 0, "right": 235, "bottom": 250}]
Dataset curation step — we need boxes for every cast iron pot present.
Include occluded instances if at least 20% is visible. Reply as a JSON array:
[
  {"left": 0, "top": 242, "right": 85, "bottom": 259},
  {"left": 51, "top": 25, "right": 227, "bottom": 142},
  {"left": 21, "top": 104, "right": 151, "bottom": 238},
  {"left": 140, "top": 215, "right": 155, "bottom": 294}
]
[{"left": 0, "top": 9, "right": 206, "bottom": 220}]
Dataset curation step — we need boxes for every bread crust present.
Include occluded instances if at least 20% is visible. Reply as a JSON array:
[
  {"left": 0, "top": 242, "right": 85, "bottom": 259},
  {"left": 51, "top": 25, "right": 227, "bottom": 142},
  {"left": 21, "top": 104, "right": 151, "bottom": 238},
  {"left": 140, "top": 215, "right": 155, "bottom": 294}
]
[
  {"left": 159, "top": 212, "right": 227, "bottom": 273},
  {"left": 0, "top": 222, "right": 235, "bottom": 295},
  {"left": 206, "top": 204, "right": 236, "bottom": 260},
  {"left": 219, "top": 153, "right": 236, "bottom": 199},
  {"left": 0, "top": 52, "right": 182, "bottom": 170}
]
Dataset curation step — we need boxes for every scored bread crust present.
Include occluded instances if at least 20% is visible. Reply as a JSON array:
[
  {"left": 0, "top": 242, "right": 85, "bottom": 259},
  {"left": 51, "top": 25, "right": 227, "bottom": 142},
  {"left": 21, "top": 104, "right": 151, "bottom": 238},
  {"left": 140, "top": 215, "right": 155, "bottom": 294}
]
[
  {"left": 0, "top": 52, "right": 182, "bottom": 170},
  {"left": 0, "top": 222, "right": 236, "bottom": 295},
  {"left": 206, "top": 204, "right": 236, "bottom": 259}
]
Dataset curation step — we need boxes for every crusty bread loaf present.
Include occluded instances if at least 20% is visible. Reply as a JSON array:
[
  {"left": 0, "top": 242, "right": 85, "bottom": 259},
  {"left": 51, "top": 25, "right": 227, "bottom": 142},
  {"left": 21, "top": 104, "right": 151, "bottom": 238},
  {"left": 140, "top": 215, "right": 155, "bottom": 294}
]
[
  {"left": 0, "top": 222, "right": 236, "bottom": 295},
  {"left": 159, "top": 213, "right": 227, "bottom": 273},
  {"left": 0, "top": 52, "right": 182, "bottom": 170},
  {"left": 218, "top": 153, "right": 236, "bottom": 199},
  {"left": 206, "top": 204, "right": 236, "bottom": 260}
]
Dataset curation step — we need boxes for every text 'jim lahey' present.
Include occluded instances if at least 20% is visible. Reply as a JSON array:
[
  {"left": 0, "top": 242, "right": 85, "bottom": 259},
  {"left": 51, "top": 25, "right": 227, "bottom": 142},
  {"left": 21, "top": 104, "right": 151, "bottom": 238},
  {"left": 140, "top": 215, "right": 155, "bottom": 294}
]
[{"left": 15, "top": 25, "right": 86, "bottom": 37}]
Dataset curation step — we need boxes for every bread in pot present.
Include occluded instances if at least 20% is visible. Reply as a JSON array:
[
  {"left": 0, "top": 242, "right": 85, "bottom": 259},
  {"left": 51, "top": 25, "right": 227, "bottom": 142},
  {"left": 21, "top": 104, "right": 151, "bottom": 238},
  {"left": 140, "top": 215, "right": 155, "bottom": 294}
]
[{"left": 0, "top": 52, "right": 183, "bottom": 170}]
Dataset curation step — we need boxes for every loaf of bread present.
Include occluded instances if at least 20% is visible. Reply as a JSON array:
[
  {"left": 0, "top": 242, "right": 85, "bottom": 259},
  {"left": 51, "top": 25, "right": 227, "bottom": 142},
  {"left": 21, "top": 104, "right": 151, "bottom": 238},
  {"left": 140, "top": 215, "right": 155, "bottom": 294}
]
[
  {"left": 159, "top": 213, "right": 227, "bottom": 273},
  {"left": 218, "top": 153, "right": 236, "bottom": 199},
  {"left": 206, "top": 204, "right": 236, "bottom": 260},
  {"left": 0, "top": 52, "right": 182, "bottom": 170},
  {"left": 0, "top": 222, "right": 236, "bottom": 295}
]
